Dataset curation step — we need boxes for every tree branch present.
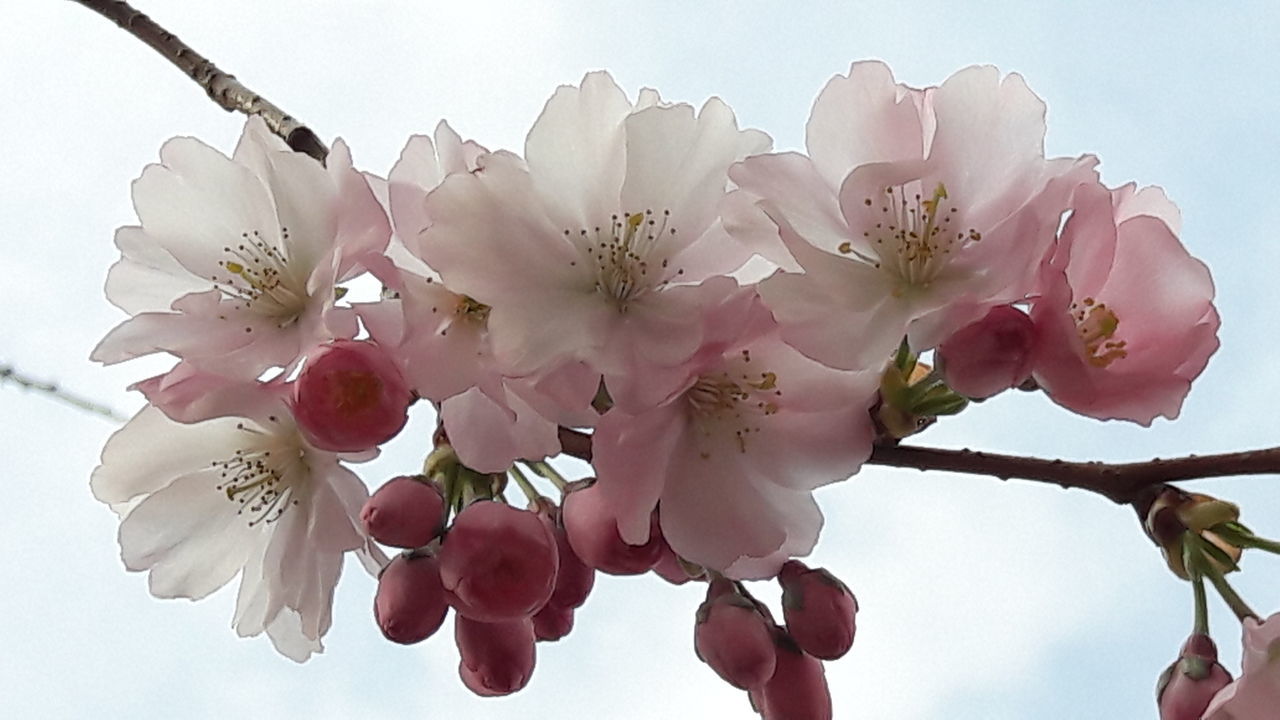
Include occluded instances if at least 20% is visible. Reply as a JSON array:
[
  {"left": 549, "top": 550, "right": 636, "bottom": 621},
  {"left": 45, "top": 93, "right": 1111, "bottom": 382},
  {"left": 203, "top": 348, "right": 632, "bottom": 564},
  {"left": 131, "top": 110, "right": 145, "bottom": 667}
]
[
  {"left": 556, "top": 427, "right": 1280, "bottom": 506},
  {"left": 0, "top": 364, "right": 126, "bottom": 423},
  {"left": 71, "top": 0, "right": 328, "bottom": 161}
]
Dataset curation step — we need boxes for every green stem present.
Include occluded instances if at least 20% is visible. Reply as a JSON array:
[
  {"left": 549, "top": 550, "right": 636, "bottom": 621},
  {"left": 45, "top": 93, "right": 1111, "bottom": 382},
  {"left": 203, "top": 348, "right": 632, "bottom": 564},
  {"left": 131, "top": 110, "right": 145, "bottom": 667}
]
[
  {"left": 508, "top": 465, "right": 542, "bottom": 506},
  {"left": 1191, "top": 574, "right": 1210, "bottom": 636},
  {"left": 530, "top": 461, "right": 569, "bottom": 492},
  {"left": 1204, "top": 568, "right": 1259, "bottom": 622},
  {"left": 1237, "top": 535, "right": 1280, "bottom": 555}
]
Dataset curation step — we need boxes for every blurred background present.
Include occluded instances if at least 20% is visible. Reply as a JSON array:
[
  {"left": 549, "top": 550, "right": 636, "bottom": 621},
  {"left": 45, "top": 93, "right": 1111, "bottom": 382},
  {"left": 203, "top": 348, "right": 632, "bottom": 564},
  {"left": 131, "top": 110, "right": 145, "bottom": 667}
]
[{"left": 2, "top": 1, "right": 1279, "bottom": 718}]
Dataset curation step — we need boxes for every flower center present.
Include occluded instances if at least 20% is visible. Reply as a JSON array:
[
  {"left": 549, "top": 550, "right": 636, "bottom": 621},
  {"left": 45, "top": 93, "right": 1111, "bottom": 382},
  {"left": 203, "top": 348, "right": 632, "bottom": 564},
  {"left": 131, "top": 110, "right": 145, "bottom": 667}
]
[
  {"left": 568, "top": 209, "right": 681, "bottom": 311},
  {"left": 847, "top": 182, "right": 981, "bottom": 295},
  {"left": 685, "top": 349, "right": 781, "bottom": 456},
  {"left": 455, "top": 295, "right": 491, "bottom": 326},
  {"left": 211, "top": 228, "right": 308, "bottom": 326},
  {"left": 212, "top": 421, "right": 304, "bottom": 526},
  {"left": 1072, "top": 297, "right": 1128, "bottom": 368}
]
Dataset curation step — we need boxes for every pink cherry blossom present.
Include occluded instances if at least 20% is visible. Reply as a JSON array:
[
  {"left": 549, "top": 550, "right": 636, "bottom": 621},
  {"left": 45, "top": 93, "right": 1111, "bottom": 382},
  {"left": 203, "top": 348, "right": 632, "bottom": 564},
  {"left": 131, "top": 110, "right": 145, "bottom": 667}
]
[
  {"left": 591, "top": 287, "right": 879, "bottom": 578},
  {"left": 1030, "top": 180, "right": 1219, "bottom": 424},
  {"left": 359, "top": 263, "right": 598, "bottom": 473},
  {"left": 90, "top": 403, "right": 375, "bottom": 661},
  {"left": 415, "top": 71, "right": 771, "bottom": 412},
  {"left": 728, "top": 61, "right": 1098, "bottom": 371},
  {"left": 374, "top": 553, "right": 450, "bottom": 644},
  {"left": 92, "top": 117, "right": 390, "bottom": 381},
  {"left": 1203, "top": 614, "right": 1280, "bottom": 719},
  {"left": 561, "top": 480, "right": 663, "bottom": 576},
  {"left": 438, "top": 500, "right": 559, "bottom": 621},
  {"left": 361, "top": 475, "right": 446, "bottom": 549}
]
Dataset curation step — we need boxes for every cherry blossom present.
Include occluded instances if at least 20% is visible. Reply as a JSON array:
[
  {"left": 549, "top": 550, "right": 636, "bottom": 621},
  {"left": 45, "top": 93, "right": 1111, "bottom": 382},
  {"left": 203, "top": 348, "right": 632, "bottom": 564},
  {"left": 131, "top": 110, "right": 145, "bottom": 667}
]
[
  {"left": 590, "top": 286, "right": 879, "bottom": 578},
  {"left": 1202, "top": 614, "right": 1280, "bottom": 719},
  {"left": 1030, "top": 180, "right": 1219, "bottom": 424},
  {"left": 92, "top": 116, "right": 390, "bottom": 381},
  {"left": 416, "top": 71, "right": 771, "bottom": 412},
  {"left": 90, "top": 402, "right": 374, "bottom": 661},
  {"left": 729, "top": 61, "right": 1098, "bottom": 371}
]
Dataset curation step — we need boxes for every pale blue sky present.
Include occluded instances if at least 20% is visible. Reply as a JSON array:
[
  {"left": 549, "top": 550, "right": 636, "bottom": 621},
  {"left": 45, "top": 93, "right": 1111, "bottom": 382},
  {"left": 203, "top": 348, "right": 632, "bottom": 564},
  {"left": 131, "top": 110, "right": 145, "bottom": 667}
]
[{"left": 2, "top": 2, "right": 1279, "bottom": 718}]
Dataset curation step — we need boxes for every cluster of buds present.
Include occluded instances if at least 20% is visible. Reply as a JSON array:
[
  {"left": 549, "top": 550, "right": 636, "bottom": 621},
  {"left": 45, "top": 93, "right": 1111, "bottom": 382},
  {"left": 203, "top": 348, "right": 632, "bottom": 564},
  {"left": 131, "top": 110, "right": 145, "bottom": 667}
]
[
  {"left": 693, "top": 562, "right": 858, "bottom": 719},
  {"left": 366, "top": 454, "right": 602, "bottom": 695}
]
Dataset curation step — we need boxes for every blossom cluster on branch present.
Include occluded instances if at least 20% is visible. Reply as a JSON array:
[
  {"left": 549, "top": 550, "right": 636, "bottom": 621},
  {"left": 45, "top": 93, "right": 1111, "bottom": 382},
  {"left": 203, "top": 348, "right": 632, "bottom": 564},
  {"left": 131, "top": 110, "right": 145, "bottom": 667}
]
[{"left": 89, "top": 62, "right": 1232, "bottom": 717}]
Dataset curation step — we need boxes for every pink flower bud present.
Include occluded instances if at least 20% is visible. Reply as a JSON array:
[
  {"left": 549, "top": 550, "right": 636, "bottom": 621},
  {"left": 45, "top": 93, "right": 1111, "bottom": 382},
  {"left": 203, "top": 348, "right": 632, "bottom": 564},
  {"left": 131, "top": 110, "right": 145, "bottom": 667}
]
[
  {"left": 937, "top": 305, "right": 1036, "bottom": 399},
  {"left": 778, "top": 560, "right": 858, "bottom": 660},
  {"left": 532, "top": 602, "right": 575, "bottom": 642},
  {"left": 373, "top": 553, "right": 449, "bottom": 644},
  {"left": 694, "top": 579, "right": 776, "bottom": 689},
  {"left": 439, "top": 500, "right": 559, "bottom": 622},
  {"left": 536, "top": 504, "right": 596, "bottom": 609},
  {"left": 361, "top": 475, "right": 446, "bottom": 549},
  {"left": 1157, "top": 634, "right": 1233, "bottom": 720},
  {"left": 751, "top": 633, "right": 832, "bottom": 720},
  {"left": 292, "top": 339, "right": 412, "bottom": 452},
  {"left": 456, "top": 615, "right": 537, "bottom": 696},
  {"left": 652, "top": 538, "right": 698, "bottom": 585},
  {"left": 562, "top": 481, "right": 662, "bottom": 575}
]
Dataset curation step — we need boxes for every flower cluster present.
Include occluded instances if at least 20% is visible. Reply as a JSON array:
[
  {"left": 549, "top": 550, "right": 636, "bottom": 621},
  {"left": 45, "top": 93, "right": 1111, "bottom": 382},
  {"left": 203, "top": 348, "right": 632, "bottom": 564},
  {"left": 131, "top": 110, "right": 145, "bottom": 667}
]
[{"left": 91, "top": 62, "right": 1219, "bottom": 714}]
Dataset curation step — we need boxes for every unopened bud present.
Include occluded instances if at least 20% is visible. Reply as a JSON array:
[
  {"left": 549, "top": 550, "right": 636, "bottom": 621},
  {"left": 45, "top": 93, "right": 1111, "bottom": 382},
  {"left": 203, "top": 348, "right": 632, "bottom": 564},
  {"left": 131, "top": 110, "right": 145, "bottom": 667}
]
[
  {"left": 694, "top": 579, "right": 776, "bottom": 690},
  {"left": 751, "top": 632, "right": 832, "bottom": 720},
  {"left": 456, "top": 615, "right": 537, "bottom": 696},
  {"left": 292, "top": 339, "right": 412, "bottom": 452},
  {"left": 535, "top": 502, "right": 596, "bottom": 609},
  {"left": 1157, "top": 634, "right": 1233, "bottom": 720},
  {"left": 778, "top": 560, "right": 858, "bottom": 660},
  {"left": 532, "top": 602, "right": 575, "bottom": 642},
  {"left": 374, "top": 553, "right": 449, "bottom": 644},
  {"left": 439, "top": 500, "right": 559, "bottom": 622},
  {"left": 937, "top": 305, "right": 1036, "bottom": 399},
  {"left": 562, "top": 481, "right": 662, "bottom": 575},
  {"left": 361, "top": 475, "right": 446, "bottom": 549}
]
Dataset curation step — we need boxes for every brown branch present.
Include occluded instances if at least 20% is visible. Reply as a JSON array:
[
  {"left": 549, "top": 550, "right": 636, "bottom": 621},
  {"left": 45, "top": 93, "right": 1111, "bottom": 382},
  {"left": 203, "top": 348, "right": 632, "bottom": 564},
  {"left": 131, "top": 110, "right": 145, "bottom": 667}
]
[
  {"left": 1, "top": 364, "right": 126, "bottom": 423},
  {"left": 71, "top": 0, "right": 328, "bottom": 162},
  {"left": 556, "top": 426, "right": 1280, "bottom": 507}
]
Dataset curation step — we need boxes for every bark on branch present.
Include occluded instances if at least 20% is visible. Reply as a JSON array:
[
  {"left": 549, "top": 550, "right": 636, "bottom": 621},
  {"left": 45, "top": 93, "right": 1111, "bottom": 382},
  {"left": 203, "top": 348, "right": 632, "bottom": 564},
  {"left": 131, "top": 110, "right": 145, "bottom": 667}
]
[
  {"left": 71, "top": 0, "right": 327, "bottom": 161},
  {"left": 557, "top": 427, "right": 1280, "bottom": 507}
]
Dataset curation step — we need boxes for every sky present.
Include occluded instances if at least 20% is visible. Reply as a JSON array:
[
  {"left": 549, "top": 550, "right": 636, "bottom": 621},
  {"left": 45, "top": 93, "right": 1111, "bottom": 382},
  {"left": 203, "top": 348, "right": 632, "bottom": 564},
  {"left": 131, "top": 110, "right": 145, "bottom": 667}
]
[{"left": 2, "top": 1, "right": 1280, "bottom": 718}]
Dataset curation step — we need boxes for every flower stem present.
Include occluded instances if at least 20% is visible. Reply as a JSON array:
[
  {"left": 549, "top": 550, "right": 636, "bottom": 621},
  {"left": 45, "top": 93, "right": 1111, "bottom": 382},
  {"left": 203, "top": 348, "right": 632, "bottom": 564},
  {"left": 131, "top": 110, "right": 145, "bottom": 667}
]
[
  {"left": 530, "top": 461, "right": 569, "bottom": 492},
  {"left": 508, "top": 465, "right": 542, "bottom": 506},
  {"left": 1204, "top": 567, "right": 1259, "bottom": 622},
  {"left": 1191, "top": 574, "right": 1210, "bottom": 636}
]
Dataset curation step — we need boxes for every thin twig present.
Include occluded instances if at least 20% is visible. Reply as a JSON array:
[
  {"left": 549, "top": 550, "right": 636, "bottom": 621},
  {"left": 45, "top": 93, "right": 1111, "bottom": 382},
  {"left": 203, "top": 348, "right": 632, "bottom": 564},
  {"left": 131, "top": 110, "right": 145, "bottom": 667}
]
[
  {"left": 0, "top": 364, "right": 126, "bottom": 423},
  {"left": 70, "top": 0, "right": 328, "bottom": 161},
  {"left": 556, "top": 426, "right": 1280, "bottom": 506}
]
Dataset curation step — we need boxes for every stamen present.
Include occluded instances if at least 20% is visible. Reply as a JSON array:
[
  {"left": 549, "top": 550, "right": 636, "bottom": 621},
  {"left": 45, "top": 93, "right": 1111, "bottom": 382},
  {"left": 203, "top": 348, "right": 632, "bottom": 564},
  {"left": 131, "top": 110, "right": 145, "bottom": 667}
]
[
  {"left": 1071, "top": 298, "right": 1128, "bottom": 368},
  {"left": 209, "top": 228, "right": 308, "bottom": 326},
  {"left": 861, "top": 182, "right": 979, "bottom": 292},
  {"left": 570, "top": 208, "right": 679, "bottom": 310}
]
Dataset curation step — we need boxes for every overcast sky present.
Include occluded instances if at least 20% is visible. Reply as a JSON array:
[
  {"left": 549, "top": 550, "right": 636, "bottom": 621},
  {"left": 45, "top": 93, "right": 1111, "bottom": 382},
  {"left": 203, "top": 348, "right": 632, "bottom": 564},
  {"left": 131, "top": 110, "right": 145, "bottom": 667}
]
[{"left": 3, "top": 2, "right": 1280, "bottom": 719}]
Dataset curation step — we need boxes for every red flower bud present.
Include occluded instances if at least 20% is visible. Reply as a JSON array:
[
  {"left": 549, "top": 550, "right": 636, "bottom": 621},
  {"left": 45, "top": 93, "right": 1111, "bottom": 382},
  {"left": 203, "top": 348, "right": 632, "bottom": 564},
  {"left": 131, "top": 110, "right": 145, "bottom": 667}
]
[
  {"left": 1157, "top": 633, "right": 1233, "bottom": 720},
  {"left": 937, "top": 305, "right": 1035, "bottom": 399},
  {"left": 439, "top": 500, "right": 559, "bottom": 622},
  {"left": 694, "top": 579, "right": 776, "bottom": 689},
  {"left": 373, "top": 553, "right": 449, "bottom": 644},
  {"left": 536, "top": 504, "right": 596, "bottom": 609},
  {"left": 292, "top": 339, "right": 412, "bottom": 452},
  {"left": 778, "top": 560, "right": 858, "bottom": 660},
  {"left": 532, "top": 602, "right": 575, "bottom": 642},
  {"left": 361, "top": 475, "right": 445, "bottom": 549},
  {"left": 751, "top": 632, "right": 832, "bottom": 720},
  {"left": 456, "top": 615, "right": 537, "bottom": 696}
]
